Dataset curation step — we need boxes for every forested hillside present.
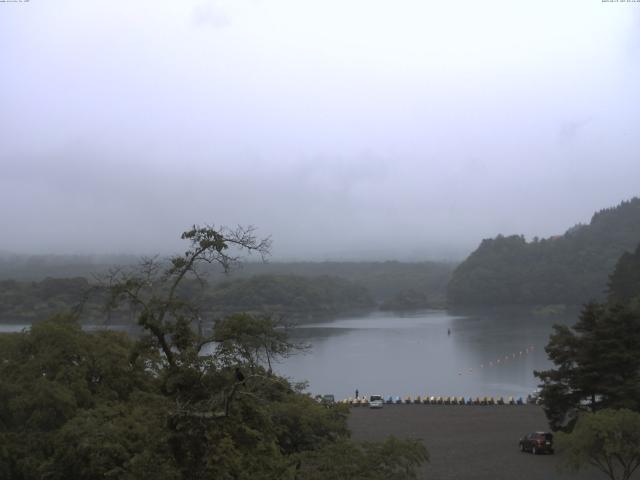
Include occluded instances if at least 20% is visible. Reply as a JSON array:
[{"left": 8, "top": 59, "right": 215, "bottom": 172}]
[
  {"left": 205, "top": 274, "right": 374, "bottom": 319},
  {"left": 448, "top": 198, "right": 640, "bottom": 306},
  {"left": 608, "top": 242, "right": 640, "bottom": 310},
  {"left": 0, "top": 257, "right": 454, "bottom": 305},
  {"left": 0, "top": 274, "right": 374, "bottom": 325},
  {"left": 0, "top": 309, "right": 427, "bottom": 479},
  {"left": 1, "top": 226, "right": 428, "bottom": 479},
  {"left": 0, "top": 278, "right": 93, "bottom": 323},
  {"left": 0, "top": 260, "right": 454, "bottom": 324},
  {"left": 221, "top": 261, "right": 454, "bottom": 304},
  {"left": 0, "top": 254, "right": 137, "bottom": 280}
]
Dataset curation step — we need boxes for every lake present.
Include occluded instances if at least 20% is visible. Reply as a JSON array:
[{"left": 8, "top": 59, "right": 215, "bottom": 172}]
[
  {"left": 0, "top": 308, "right": 577, "bottom": 401},
  {"left": 274, "top": 308, "right": 577, "bottom": 401}
]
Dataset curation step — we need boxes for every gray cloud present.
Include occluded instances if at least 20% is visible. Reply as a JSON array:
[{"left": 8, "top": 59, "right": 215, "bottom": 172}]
[
  {"left": 192, "top": 1, "right": 232, "bottom": 29},
  {"left": 557, "top": 119, "right": 591, "bottom": 144},
  {"left": 0, "top": 0, "right": 639, "bottom": 260}
]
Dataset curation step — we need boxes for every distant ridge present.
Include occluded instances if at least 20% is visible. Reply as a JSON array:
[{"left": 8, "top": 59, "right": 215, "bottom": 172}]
[
  {"left": 0, "top": 254, "right": 139, "bottom": 281},
  {"left": 447, "top": 197, "right": 640, "bottom": 306}
]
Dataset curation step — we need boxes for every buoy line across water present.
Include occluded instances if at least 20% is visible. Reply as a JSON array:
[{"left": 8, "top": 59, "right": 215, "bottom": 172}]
[{"left": 457, "top": 345, "right": 535, "bottom": 376}]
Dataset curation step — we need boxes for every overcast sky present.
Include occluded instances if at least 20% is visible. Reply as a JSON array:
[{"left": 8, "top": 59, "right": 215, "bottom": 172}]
[{"left": 1, "top": 0, "right": 639, "bottom": 260}]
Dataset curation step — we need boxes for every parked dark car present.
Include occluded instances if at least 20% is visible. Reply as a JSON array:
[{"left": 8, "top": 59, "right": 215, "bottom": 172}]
[{"left": 519, "top": 432, "right": 554, "bottom": 454}]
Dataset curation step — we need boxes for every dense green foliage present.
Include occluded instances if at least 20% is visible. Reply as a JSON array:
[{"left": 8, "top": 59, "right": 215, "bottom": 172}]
[
  {"left": 0, "top": 316, "right": 355, "bottom": 479},
  {"left": 0, "top": 316, "right": 173, "bottom": 479},
  {"left": 0, "top": 261, "right": 454, "bottom": 324},
  {"left": 0, "top": 257, "right": 454, "bottom": 309},
  {"left": 557, "top": 409, "right": 640, "bottom": 480},
  {"left": 206, "top": 274, "right": 374, "bottom": 319},
  {"left": 0, "top": 274, "right": 374, "bottom": 325},
  {"left": 0, "top": 225, "right": 429, "bottom": 479},
  {"left": 0, "top": 262, "right": 450, "bottom": 324},
  {"left": 535, "top": 303, "right": 640, "bottom": 430},
  {"left": 535, "top": 243, "right": 640, "bottom": 431},
  {"left": 448, "top": 198, "right": 640, "bottom": 306},
  {"left": 0, "top": 277, "right": 93, "bottom": 322},
  {"left": 379, "top": 289, "right": 432, "bottom": 311},
  {"left": 226, "top": 261, "right": 454, "bottom": 305},
  {"left": 608, "top": 242, "right": 640, "bottom": 311}
]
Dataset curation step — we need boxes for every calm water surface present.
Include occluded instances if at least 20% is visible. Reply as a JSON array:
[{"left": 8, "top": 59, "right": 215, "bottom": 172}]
[
  {"left": 275, "top": 309, "right": 576, "bottom": 400},
  {"left": 1, "top": 308, "right": 576, "bottom": 401}
]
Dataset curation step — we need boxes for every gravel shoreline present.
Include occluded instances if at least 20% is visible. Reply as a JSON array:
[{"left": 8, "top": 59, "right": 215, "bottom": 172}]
[{"left": 348, "top": 404, "right": 610, "bottom": 480}]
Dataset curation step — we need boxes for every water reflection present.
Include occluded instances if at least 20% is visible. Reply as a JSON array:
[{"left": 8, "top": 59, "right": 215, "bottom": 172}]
[
  {"left": 276, "top": 308, "right": 577, "bottom": 400},
  {"left": 1, "top": 308, "right": 578, "bottom": 401},
  {"left": 0, "top": 324, "right": 30, "bottom": 333}
]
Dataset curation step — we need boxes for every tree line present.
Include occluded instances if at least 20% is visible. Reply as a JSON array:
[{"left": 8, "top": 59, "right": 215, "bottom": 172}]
[
  {"left": 0, "top": 263, "right": 453, "bottom": 325},
  {"left": 0, "top": 274, "right": 376, "bottom": 325},
  {"left": 448, "top": 198, "right": 640, "bottom": 306},
  {"left": 535, "top": 241, "right": 640, "bottom": 480},
  {"left": 0, "top": 225, "right": 429, "bottom": 479}
]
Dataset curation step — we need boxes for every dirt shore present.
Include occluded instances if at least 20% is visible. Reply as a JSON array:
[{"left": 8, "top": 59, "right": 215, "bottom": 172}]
[{"left": 348, "top": 404, "right": 611, "bottom": 480}]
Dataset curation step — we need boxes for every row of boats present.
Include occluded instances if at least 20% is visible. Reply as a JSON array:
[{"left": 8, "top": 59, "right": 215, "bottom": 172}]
[{"left": 342, "top": 395, "right": 527, "bottom": 406}]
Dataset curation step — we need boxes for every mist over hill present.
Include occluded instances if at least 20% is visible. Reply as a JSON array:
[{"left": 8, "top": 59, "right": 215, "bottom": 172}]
[
  {"left": 0, "top": 258, "right": 454, "bottom": 324},
  {"left": 447, "top": 197, "right": 640, "bottom": 306}
]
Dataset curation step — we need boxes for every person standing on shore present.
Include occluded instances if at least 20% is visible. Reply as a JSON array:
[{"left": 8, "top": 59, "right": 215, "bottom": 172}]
[{"left": 355, "top": 389, "right": 359, "bottom": 399}]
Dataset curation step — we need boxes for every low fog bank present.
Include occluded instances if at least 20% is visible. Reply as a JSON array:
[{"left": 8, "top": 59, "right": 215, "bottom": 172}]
[
  {"left": 3, "top": 149, "right": 639, "bottom": 261},
  {"left": 2, "top": 1, "right": 639, "bottom": 260},
  {"left": 0, "top": 251, "right": 458, "bottom": 282}
]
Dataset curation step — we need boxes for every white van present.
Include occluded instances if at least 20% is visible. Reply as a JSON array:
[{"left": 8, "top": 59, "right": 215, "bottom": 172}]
[{"left": 369, "top": 395, "right": 384, "bottom": 409}]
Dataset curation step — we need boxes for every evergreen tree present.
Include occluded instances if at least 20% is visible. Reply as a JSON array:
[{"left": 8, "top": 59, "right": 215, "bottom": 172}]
[
  {"left": 608, "top": 242, "right": 640, "bottom": 309},
  {"left": 0, "top": 225, "right": 430, "bottom": 479},
  {"left": 535, "top": 303, "right": 640, "bottom": 431},
  {"left": 448, "top": 197, "right": 640, "bottom": 306}
]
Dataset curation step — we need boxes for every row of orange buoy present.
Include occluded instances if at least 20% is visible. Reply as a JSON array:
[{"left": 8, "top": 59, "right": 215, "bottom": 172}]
[
  {"left": 458, "top": 345, "right": 535, "bottom": 376},
  {"left": 342, "top": 395, "right": 525, "bottom": 406}
]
